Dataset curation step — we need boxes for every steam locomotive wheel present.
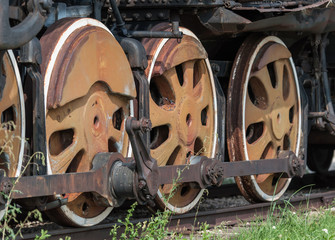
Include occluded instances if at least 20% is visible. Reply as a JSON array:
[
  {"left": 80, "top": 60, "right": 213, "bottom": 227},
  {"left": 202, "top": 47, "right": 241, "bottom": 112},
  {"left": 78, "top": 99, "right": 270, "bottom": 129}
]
[
  {"left": 0, "top": 51, "right": 25, "bottom": 220},
  {"left": 227, "top": 35, "right": 302, "bottom": 202},
  {"left": 144, "top": 27, "right": 217, "bottom": 213},
  {"left": 41, "top": 19, "right": 134, "bottom": 226}
]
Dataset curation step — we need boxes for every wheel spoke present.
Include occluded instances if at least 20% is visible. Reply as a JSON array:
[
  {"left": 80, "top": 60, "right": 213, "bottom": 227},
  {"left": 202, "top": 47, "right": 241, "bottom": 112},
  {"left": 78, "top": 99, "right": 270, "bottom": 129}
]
[
  {"left": 281, "top": 62, "right": 297, "bottom": 107},
  {"left": 245, "top": 94, "right": 267, "bottom": 126},
  {"left": 151, "top": 134, "right": 180, "bottom": 166},
  {"left": 0, "top": 83, "right": 18, "bottom": 114},
  {"left": 195, "top": 77, "right": 212, "bottom": 111},
  {"left": 177, "top": 146, "right": 189, "bottom": 165},
  {"left": 182, "top": 60, "right": 195, "bottom": 93},
  {"left": 107, "top": 127, "right": 122, "bottom": 143},
  {"left": 150, "top": 100, "right": 177, "bottom": 127},
  {"left": 274, "top": 60, "right": 285, "bottom": 97},
  {"left": 46, "top": 100, "right": 84, "bottom": 135},
  {"left": 198, "top": 125, "right": 213, "bottom": 147},
  {"left": 49, "top": 135, "right": 85, "bottom": 173},
  {"left": 256, "top": 173, "right": 272, "bottom": 184},
  {"left": 104, "top": 98, "right": 127, "bottom": 142},
  {"left": 247, "top": 129, "right": 272, "bottom": 160},
  {"left": 0, "top": 123, "right": 20, "bottom": 145},
  {"left": 163, "top": 67, "right": 183, "bottom": 100},
  {"left": 0, "top": 129, "right": 15, "bottom": 150},
  {"left": 284, "top": 124, "right": 298, "bottom": 152},
  {"left": 284, "top": 83, "right": 297, "bottom": 108},
  {"left": 251, "top": 67, "right": 276, "bottom": 102}
]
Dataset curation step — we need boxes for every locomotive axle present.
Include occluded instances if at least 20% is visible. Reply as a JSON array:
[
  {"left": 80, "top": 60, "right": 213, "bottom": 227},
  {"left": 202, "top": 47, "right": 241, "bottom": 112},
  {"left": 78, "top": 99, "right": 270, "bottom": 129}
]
[{"left": 0, "top": 117, "right": 304, "bottom": 210}]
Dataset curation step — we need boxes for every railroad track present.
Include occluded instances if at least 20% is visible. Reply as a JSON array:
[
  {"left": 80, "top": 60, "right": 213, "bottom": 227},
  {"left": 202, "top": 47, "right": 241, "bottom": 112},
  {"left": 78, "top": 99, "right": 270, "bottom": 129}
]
[{"left": 19, "top": 187, "right": 335, "bottom": 240}]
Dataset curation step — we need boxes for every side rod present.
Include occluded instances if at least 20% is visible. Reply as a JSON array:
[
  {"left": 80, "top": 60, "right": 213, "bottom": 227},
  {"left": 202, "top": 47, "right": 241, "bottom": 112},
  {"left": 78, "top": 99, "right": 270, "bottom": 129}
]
[
  {"left": 158, "top": 151, "right": 303, "bottom": 188},
  {"left": 0, "top": 151, "right": 303, "bottom": 201}
]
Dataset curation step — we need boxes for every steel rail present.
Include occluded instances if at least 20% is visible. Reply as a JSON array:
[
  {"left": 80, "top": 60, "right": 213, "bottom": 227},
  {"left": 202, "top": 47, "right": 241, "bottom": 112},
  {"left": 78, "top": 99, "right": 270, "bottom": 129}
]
[
  {"left": 19, "top": 190, "right": 335, "bottom": 240},
  {"left": 208, "top": 171, "right": 335, "bottom": 198}
]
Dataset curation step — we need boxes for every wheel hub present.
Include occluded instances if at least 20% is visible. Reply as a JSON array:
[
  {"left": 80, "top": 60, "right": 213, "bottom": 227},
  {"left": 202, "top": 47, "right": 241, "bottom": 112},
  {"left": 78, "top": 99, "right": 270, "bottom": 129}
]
[
  {"left": 271, "top": 97, "right": 289, "bottom": 140},
  {"left": 176, "top": 97, "right": 199, "bottom": 147},
  {"left": 85, "top": 93, "right": 108, "bottom": 138}
]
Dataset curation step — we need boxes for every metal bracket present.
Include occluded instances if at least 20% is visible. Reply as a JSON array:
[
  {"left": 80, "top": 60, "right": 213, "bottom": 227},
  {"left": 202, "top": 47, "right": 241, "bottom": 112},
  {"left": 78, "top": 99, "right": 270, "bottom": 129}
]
[
  {"left": 309, "top": 111, "right": 335, "bottom": 126},
  {"left": 0, "top": 0, "right": 51, "bottom": 49},
  {"left": 125, "top": 117, "right": 159, "bottom": 205},
  {"left": 109, "top": 0, "right": 182, "bottom": 39},
  {"left": 128, "top": 22, "right": 183, "bottom": 39}
]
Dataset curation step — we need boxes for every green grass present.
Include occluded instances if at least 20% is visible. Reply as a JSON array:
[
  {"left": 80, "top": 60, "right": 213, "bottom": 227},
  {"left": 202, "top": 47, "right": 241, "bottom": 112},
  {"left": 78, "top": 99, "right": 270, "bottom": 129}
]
[{"left": 236, "top": 205, "right": 335, "bottom": 240}]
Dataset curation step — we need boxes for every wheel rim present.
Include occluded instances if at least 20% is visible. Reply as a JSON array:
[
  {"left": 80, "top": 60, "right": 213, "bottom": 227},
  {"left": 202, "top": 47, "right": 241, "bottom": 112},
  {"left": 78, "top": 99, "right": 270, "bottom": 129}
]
[
  {"left": 41, "top": 18, "right": 133, "bottom": 226},
  {"left": 0, "top": 50, "right": 25, "bottom": 219},
  {"left": 227, "top": 35, "right": 301, "bottom": 202},
  {"left": 144, "top": 27, "right": 217, "bottom": 213}
]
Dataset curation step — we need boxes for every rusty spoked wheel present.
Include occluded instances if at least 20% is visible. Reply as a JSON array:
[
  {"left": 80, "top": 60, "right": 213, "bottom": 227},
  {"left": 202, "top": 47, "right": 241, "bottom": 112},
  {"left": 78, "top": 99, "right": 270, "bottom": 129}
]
[
  {"left": 0, "top": 51, "right": 25, "bottom": 219},
  {"left": 227, "top": 35, "right": 301, "bottom": 202},
  {"left": 41, "top": 18, "right": 135, "bottom": 226},
  {"left": 144, "top": 27, "right": 217, "bottom": 213}
]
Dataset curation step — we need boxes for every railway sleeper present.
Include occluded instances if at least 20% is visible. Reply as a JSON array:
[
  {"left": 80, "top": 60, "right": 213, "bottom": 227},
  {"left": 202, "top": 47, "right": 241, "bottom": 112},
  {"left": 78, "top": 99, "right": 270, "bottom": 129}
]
[{"left": 0, "top": 117, "right": 304, "bottom": 211}]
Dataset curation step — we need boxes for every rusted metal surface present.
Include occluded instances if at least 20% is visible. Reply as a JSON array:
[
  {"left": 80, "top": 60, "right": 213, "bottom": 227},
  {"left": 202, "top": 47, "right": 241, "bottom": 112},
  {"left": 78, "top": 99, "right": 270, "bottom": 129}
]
[
  {"left": 0, "top": 150, "right": 302, "bottom": 201},
  {"left": 125, "top": 117, "right": 159, "bottom": 205},
  {"left": 40, "top": 18, "right": 134, "bottom": 227},
  {"left": 233, "top": 0, "right": 329, "bottom": 12},
  {"left": 40, "top": 18, "right": 136, "bottom": 110},
  {"left": 143, "top": 24, "right": 216, "bottom": 213},
  {"left": 150, "top": 35, "right": 207, "bottom": 76},
  {"left": 0, "top": 50, "right": 25, "bottom": 220},
  {"left": 0, "top": 51, "right": 24, "bottom": 178},
  {"left": 0, "top": 0, "right": 50, "bottom": 49},
  {"left": 197, "top": 7, "right": 335, "bottom": 36},
  {"left": 227, "top": 35, "right": 301, "bottom": 203},
  {"left": 19, "top": 190, "right": 335, "bottom": 239},
  {"left": 243, "top": 8, "right": 335, "bottom": 33},
  {"left": 118, "top": 0, "right": 327, "bottom": 11},
  {"left": 0, "top": 153, "right": 124, "bottom": 203},
  {"left": 157, "top": 151, "right": 303, "bottom": 187}
]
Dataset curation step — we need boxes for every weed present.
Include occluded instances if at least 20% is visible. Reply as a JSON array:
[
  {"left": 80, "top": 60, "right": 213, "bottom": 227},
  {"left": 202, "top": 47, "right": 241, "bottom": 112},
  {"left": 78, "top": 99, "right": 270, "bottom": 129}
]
[
  {"left": 34, "top": 229, "right": 51, "bottom": 240},
  {"left": 0, "top": 121, "right": 47, "bottom": 240},
  {"left": 0, "top": 152, "right": 46, "bottom": 240}
]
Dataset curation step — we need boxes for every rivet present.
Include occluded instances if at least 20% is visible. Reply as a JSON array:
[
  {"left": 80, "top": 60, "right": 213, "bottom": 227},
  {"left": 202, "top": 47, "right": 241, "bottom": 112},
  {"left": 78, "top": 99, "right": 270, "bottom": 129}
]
[
  {"left": 158, "top": 12, "right": 164, "bottom": 18},
  {"left": 145, "top": 12, "right": 152, "bottom": 19},
  {"left": 133, "top": 13, "right": 140, "bottom": 20}
]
